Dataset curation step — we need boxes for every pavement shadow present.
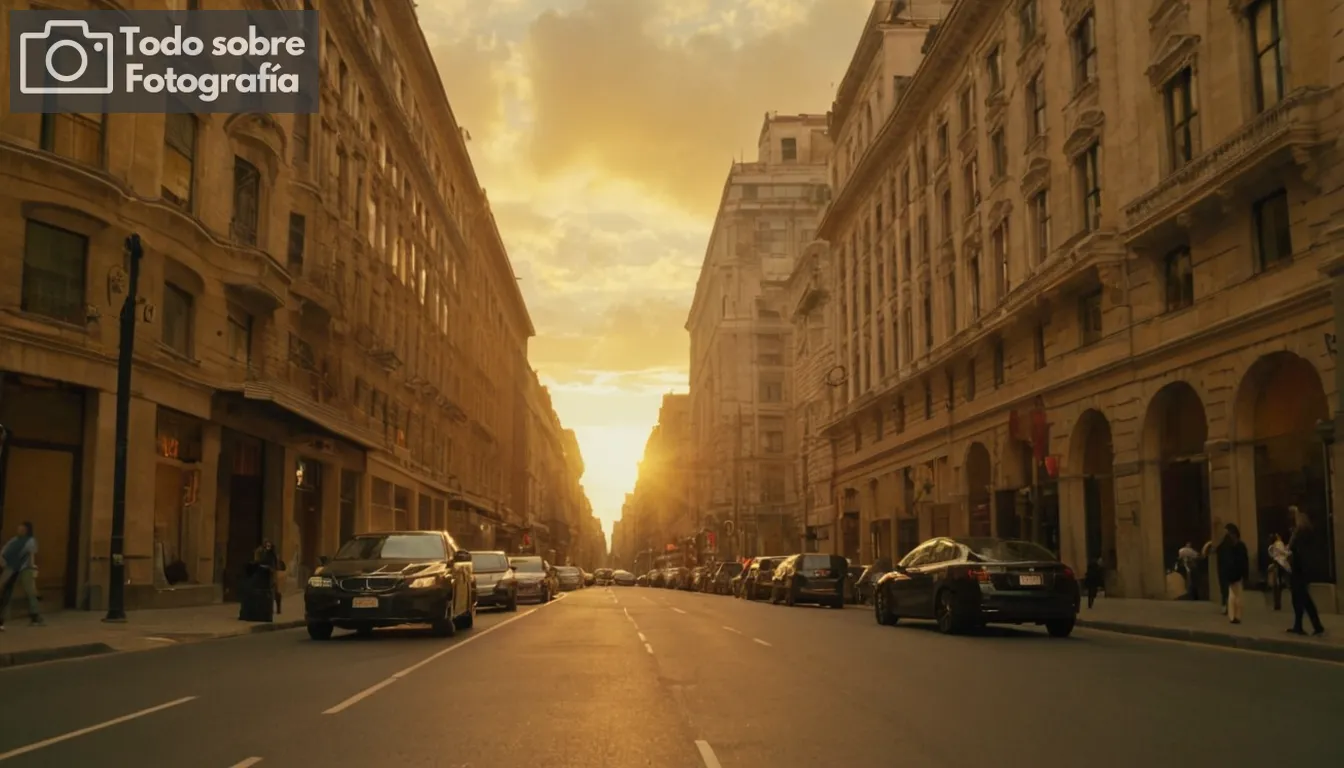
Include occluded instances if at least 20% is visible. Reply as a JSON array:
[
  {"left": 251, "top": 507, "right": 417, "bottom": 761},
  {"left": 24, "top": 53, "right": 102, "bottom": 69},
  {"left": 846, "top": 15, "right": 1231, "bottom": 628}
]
[{"left": 886, "top": 621, "right": 1068, "bottom": 641}]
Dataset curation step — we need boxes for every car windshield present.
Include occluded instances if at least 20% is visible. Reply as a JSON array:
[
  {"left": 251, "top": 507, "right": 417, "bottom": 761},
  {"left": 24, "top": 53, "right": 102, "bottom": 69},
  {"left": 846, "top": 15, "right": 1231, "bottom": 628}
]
[
  {"left": 800, "top": 555, "right": 838, "bottom": 571},
  {"left": 334, "top": 534, "right": 445, "bottom": 561},
  {"left": 511, "top": 558, "right": 546, "bottom": 573},
  {"left": 471, "top": 552, "right": 510, "bottom": 572},
  {"left": 961, "top": 538, "right": 1059, "bottom": 563}
]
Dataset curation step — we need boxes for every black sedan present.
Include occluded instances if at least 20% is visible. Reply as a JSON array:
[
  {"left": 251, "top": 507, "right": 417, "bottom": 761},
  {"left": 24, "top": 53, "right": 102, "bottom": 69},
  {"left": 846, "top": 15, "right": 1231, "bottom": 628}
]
[
  {"left": 872, "top": 537, "right": 1079, "bottom": 636},
  {"left": 770, "top": 553, "right": 849, "bottom": 608},
  {"left": 304, "top": 531, "right": 476, "bottom": 640},
  {"left": 470, "top": 550, "right": 518, "bottom": 611}
]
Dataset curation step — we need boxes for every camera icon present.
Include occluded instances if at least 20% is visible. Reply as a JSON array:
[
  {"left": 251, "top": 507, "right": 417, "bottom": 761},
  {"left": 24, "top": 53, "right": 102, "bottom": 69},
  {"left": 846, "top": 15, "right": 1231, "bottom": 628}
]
[{"left": 19, "top": 20, "right": 115, "bottom": 95}]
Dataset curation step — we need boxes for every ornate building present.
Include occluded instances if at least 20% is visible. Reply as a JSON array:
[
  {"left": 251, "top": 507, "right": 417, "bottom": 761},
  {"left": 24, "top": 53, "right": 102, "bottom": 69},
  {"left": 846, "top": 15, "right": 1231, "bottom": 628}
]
[
  {"left": 686, "top": 114, "right": 834, "bottom": 559},
  {"left": 0, "top": 0, "right": 574, "bottom": 610},
  {"left": 817, "top": 0, "right": 1343, "bottom": 609},
  {"left": 628, "top": 394, "right": 692, "bottom": 557}
]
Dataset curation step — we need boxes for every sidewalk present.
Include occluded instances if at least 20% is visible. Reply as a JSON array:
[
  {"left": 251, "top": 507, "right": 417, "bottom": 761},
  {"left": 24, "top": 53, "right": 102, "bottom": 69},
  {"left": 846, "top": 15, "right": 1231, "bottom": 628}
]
[
  {"left": 0, "top": 602, "right": 304, "bottom": 669},
  {"left": 1077, "top": 592, "right": 1343, "bottom": 662}
]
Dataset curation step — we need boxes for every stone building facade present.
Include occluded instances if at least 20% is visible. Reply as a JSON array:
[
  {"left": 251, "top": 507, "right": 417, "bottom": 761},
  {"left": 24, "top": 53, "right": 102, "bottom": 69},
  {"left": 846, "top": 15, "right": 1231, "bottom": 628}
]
[
  {"left": 817, "top": 0, "right": 1343, "bottom": 610},
  {"left": 627, "top": 394, "right": 692, "bottom": 557},
  {"left": 521, "top": 370, "right": 601, "bottom": 566},
  {"left": 0, "top": 0, "right": 586, "bottom": 611},
  {"left": 686, "top": 114, "right": 833, "bottom": 559}
]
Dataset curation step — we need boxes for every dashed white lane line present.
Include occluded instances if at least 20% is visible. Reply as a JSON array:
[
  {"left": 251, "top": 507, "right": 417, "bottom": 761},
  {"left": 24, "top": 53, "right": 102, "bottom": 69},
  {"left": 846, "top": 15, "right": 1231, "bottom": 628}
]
[
  {"left": 695, "top": 740, "right": 724, "bottom": 768},
  {"left": 752, "top": 638, "right": 772, "bottom": 647},
  {"left": 638, "top": 632, "right": 647, "bottom": 642},
  {"left": 671, "top": 607, "right": 687, "bottom": 614},
  {"left": 645, "top": 643, "right": 655, "bottom": 655},
  {"left": 0, "top": 696, "right": 197, "bottom": 762},
  {"left": 323, "top": 600, "right": 553, "bottom": 715},
  {"left": 642, "top": 596, "right": 654, "bottom": 604},
  {"left": 722, "top": 625, "right": 741, "bottom": 634},
  {"left": 227, "top": 759, "right": 264, "bottom": 768}
]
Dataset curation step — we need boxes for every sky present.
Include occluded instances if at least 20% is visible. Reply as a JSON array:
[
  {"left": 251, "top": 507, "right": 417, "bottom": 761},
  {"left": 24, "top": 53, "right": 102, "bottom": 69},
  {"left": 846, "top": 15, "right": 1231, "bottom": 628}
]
[{"left": 416, "top": 0, "right": 871, "bottom": 542}]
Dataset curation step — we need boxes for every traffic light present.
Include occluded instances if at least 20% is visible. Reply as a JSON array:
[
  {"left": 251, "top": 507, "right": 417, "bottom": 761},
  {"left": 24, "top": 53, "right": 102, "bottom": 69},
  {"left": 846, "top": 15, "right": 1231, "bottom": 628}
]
[
  {"left": 707, "top": 532, "right": 717, "bottom": 550},
  {"left": 522, "top": 533, "right": 531, "bottom": 548}
]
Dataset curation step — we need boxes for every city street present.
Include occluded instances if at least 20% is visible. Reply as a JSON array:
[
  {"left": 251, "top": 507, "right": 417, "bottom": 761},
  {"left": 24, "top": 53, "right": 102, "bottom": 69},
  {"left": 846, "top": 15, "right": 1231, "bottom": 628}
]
[{"left": 1, "top": 588, "right": 1342, "bottom": 767}]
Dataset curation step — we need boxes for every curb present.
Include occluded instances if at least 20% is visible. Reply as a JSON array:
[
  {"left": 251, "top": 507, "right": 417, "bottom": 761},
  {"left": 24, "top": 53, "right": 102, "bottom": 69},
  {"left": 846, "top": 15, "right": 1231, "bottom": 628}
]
[
  {"left": 0, "top": 619, "right": 307, "bottom": 670},
  {"left": 1078, "top": 619, "right": 1344, "bottom": 663}
]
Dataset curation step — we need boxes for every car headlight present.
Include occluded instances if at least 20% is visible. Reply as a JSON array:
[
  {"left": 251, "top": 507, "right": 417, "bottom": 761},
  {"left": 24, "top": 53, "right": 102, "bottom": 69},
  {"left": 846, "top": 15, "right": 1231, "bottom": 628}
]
[
  {"left": 307, "top": 576, "right": 333, "bottom": 589},
  {"left": 408, "top": 576, "right": 439, "bottom": 589}
]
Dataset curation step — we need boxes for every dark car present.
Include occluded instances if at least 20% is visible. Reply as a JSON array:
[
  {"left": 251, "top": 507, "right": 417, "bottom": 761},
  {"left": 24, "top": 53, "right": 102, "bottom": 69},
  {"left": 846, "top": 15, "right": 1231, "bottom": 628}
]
[
  {"left": 557, "top": 566, "right": 584, "bottom": 591},
  {"left": 650, "top": 569, "right": 668, "bottom": 588},
  {"left": 712, "top": 562, "right": 743, "bottom": 594},
  {"left": 739, "top": 557, "right": 786, "bottom": 600},
  {"left": 770, "top": 553, "right": 849, "bottom": 608},
  {"left": 873, "top": 537, "right": 1080, "bottom": 636},
  {"left": 667, "top": 567, "right": 690, "bottom": 589},
  {"left": 854, "top": 561, "right": 891, "bottom": 605},
  {"left": 612, "top": 569, "right": 637, "bottom": 587},
  {"left": 583, "top": 571, "right": 595, "bottom": 587},
  {"left": 636, "top": 573, "right": 650, "bottom": 587},
  {"left": 304, "top": 531, "right": 476, "bottom": 640},
  {"left": 470, "top": 551, "right": 518, "bottom": 611},
  {"left": 595, "top": 568, "right": 615, "bottom": 586},
  {"left": 843, "top": 564, "right": 865, "bottom": 604},
  {"left": 511, "top": 556, "right": 558, "bottom": 603}
]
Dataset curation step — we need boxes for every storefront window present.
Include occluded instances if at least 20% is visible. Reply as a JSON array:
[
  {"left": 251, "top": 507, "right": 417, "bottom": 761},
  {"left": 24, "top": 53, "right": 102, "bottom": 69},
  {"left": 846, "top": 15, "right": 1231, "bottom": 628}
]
[{"left": 156, "top": 408, "right": 202, "bottom": 463}]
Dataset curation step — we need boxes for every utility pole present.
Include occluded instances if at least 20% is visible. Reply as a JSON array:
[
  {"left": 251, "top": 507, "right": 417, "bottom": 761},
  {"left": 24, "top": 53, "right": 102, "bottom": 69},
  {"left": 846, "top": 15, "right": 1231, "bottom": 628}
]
[{"left": 105, "top": 234, "right": 143, "bottom": 623}]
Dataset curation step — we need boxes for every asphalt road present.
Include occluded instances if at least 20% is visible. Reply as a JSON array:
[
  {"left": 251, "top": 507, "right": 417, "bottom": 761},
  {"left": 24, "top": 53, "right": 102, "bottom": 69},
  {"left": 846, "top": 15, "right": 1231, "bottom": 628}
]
[{"left": 1, "top": 587, "right": 1342, "bottom": 767}]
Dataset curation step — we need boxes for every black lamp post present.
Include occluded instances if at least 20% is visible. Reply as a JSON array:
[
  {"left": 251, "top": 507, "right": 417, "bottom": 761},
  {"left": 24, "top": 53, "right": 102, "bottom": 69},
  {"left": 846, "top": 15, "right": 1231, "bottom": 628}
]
[{"left": 105, "top": 234, "right": 143, "bottom": 623}]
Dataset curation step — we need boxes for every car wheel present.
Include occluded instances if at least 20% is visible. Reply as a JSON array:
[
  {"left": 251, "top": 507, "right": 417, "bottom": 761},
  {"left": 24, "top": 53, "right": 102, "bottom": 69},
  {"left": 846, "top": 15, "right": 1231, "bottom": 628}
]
[
  {"left": 935, "top": 590, "right": 963, "bottom": 635},
  {"left": 432, "top": 602, "right": 458, "bottom": 637},
  {"left": 307, "top": 622, "right": 334, "bottom": 641},
  {"left": 1046, "top": 618, "right": 1075, "bottom": 638},
  {"left": 542, "top": 588, "right": 551, "bottom": 603},
  {"left": 874, "top": 588, "right": 897, "bottom": 626}
]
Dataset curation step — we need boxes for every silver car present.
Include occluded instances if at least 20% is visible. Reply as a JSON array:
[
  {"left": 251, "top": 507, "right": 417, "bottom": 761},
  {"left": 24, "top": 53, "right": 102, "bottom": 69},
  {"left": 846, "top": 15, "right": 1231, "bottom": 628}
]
[{"left": 557, "top": 566, "right": 584, "bottom": 591}]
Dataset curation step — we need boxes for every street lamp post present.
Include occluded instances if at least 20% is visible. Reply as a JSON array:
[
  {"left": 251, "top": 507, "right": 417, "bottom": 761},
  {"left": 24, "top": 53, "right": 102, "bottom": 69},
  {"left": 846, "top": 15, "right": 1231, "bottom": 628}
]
[{"left": 105, "top": 234, "right": 143, "bottom": 623}]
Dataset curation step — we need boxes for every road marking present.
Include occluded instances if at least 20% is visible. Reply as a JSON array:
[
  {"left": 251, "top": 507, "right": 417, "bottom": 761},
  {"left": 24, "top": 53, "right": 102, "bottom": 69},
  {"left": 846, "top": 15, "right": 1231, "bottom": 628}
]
[
  {"left": 695, "top": 740, "right": 723, "bottom": 768},
  {"left": 642, "top": 596, "right": 654, "bottom": 603},
  {"left": 752, "top": 638, "right": 772, "bottom": 647},
  {"left": 324, "top": 601, "right": 552, "bottom": 715},
  {"left": 671, "top": 607, "right": 687, "bottom": 614},
  {"left": 644, "top": 643, "right": 654, "bottom": 654},
  {"left": 722, "top": 625, "right": 741, "bottom": 634},
  {"left": 623, "top": 607, "right": 631, "bottom": 618},
  {"left": 0, "top": 696, "right": 197, "bottom": 762},
  {"left": 143, "top": 636, "right": 177, "bottom": 643},
  {"left": 227, "top": 759, "right": 264, "bottom": 768},
  {"left": 637, "top": 632, "right": 647, "bottom": 642}
]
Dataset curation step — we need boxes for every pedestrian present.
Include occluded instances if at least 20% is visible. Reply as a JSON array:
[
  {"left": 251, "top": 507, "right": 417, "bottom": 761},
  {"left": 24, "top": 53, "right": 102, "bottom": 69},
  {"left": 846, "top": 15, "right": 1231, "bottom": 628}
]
[
  {"left": 1219, "top": 524, "right": 1249, "bottom": 625},
  {"left": 0, "top": 521, "right": 44, "bottom": 629},
  {"left": 1176, "top": 541, "right": 1200, "bottom": 600},
  {"left": 1266, "top": 532, "right": 1290, "bottom": 611},
  {"left": 1084, "top": 556, "right": 1104, "bottom": 609},
  {"left": 1286, "top": 506, "right": 1326, "bottom": 637},
  {"left": 254, "top": 540, "right": 283, "bottom": 615},
  {"left": 1209, "top": 533, "right": 1232, "bottom": 614}
]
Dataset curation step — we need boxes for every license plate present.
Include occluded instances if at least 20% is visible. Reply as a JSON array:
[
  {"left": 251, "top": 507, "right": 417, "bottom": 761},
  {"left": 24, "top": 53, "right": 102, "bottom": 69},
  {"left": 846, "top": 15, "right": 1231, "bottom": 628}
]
[
  {"left": 352, "top": 597, "right": 379, "bottom": 609},
  {"left": 1018, "top": 575, "right": 1043, "bottom": 586}
]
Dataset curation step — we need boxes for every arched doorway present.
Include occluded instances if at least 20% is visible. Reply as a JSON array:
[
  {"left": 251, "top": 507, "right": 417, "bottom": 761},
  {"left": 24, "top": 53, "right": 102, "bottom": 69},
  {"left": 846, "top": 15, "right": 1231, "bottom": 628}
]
[
  {"left": 965, "top": 443, "right": 992, "bottom": 536},
  {"left": 1235, "top": 352, "right": 1333, "bottom": 583},
  {"left": 996, "top": 440, "right": 1034, "bottom": 540},
  {"left": 1072, "top": 410, "right": 1116, "bottom": 570},
  {"left": 1143, "top": 382, "right": 1210, "bottom": 584}
]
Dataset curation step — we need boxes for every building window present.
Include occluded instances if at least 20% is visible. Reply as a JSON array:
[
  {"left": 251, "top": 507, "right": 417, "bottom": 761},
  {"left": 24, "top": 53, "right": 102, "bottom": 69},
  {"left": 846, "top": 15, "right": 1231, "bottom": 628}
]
[
  {"left": 1253, "top": 189, "right": 1292, "bottom": 269},
  {"left": 891, "top": 315, "right": 901, "bottom": 369},
  {"left": 964, "top": 158, "right": 980, "bottom": 211},
  {"left": 1072, "top": 11, "right": 1098, "bottom": 91},
  {"left": 918, "top": 214, "right": 929, "bottom": 260},
  {"left": 902, "top": 307, "right": 914, "bottom": 361},
  {"left": 959, "top": 86, "right": 975, "bottom": 132},
  {"left": 986, "top": 46, "right": 1004, "bottom": 93},
  {"left": 946, "top": 273, "right": 958, "bottom": 335},
  {"left": 1249, "top": 0, "right": 1284, "bottom": 111},
  {"left": 781, "top": 137, "right": 798, "bottom": 162},
  {"left": 1164, "top": 68, "right": 1199, "bottom": 171},
  {"left": 993, "top": 221, "right": 1010, "bottom": 299},
  {"left": 937, "top": 122, "right": 950, "bottom": 161},
  {"left": 762, "top": 467, "right": 786, "bottom": 503},
  {"left": 924, "top": 383, "right": 934, "bottom": 419},
  {"left": 1163, "top": 247, "right": 1195, "bottom": 312},
  {"left": 293, "top": 114, "right": 310, "bottom": 169},
  {"left": 902, "top": 231, "right": 912, "bottom": 275},
  {"left": 1079, "top": 290, "right": 1103, "bottom": 345},
  {"left": 1019, "top": 0, "right": 1039, "bottom": 45},
  {"left": 966, "top": 360, "right": 977, "bottom": 401},
  {"left": 875, "top": 408, "right": 885, "bottom": 441},
  {"left": 918, "top": 145, "right": 929, "bottom": 184},
  {"left": 764, "top": 429, "right": 785, "bottom": 453},
  {"left": 760, "top": 377, "right": 784, "bottom": 403},
  {"left": 990, "top": 129, "right": 1007, "bottom": 180},
  {"left": 945, "top": 370, "right": 955, "bottom": 412},
  {"left": 895, "top": 397, "right": 906, "bottom": 432},
  {"left": 969, "top": 254, "right": 982, "bottom": 319},
  {"left": 38, "top": 111, "right": 105, "bottom": 167},
  {"left": 162, "top": 283, "right": 194, "bottom": 357},
  {"left": 758, "top": 334, "right": 785, "bottom": 366},
  {"left": 1078, "top": 143, "right": 1102, "bottom": 232},
  {"left": 1027, "top": 70, "right": 1047, "bottom": 139},
  {"left": 162, "top": 113, "right": 196, "bottom": 210},
  {"left": 227, "top": 309, "right": 253, "bottom": 365},
  {"left": 21, "top": 221, "right": 87, "bottom": 324},
  {"left": 287, "top": 213, "right": 306, "bottom": 270},
  {"left": 231, "top": 156, "right": 261, "bottom": 246},
  {"left": 1033, "top": 322, "right": 1046, "bottom": 369},
  {"left": 922, "top": 283, "right": 934, "bottom": 351},
  {"left": 940, "top": 188, "right": 954, "bottom": 240},
  {"left": 1029, "top": 190, "right": 1051, "bottom": 265},
  {"left": 993, "top": 338, "right": 1005, "bottom": 387},
  {"left": 901, "top": 168, "right": 911, "bottom": 208}
]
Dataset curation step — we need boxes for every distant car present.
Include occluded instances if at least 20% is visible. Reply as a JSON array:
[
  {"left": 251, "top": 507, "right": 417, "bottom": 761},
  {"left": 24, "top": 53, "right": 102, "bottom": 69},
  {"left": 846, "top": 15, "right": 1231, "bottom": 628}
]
[
  {"left": 583, "top": 571, "right": 595, "bottom": 587},
  {"left": 594, "top": 568, "right": 615, "bottom": 586},
  {"left": 873, "top": 537, "right": 1080, "bottom": 636},
  {"left": 304, "top": 531, "right": 475, "bottom": 640},
  {"left": 770, "top": 553, "right": 849, "bottom": 609},
  {"left": 712, "top": 562, "right": 743, "bottom": 595},
  {"left": 470, "top": 550, "right": 518, "bottom": 612},
  {"left": 510, "top": 556, "right": 558, "bottom": 603},
  {"left": 651, "top": 570, "right": 668, "bottom": 588},
  {"left": 667, "top": 567, "right": 690, "bottom": 589},
  {"left": 854, "top": 562, "right": 891, "bottom": 605},
  {"left": 636, "top": 574, "right": 650, "bottom": 587},
  {"left": 557, "top": 566, "right": 584, "bottom": 591},
  {"left": 612, "top": 570, "right": 637, "bottom": 587},
  {"left": 739, "top": 557, "right": 786, "bottom": 600}
]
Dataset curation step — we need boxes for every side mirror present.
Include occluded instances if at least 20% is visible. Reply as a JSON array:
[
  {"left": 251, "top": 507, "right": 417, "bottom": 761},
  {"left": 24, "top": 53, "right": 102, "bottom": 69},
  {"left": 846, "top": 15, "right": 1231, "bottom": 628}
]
[
  {"left": 318, "top": 555, "right": 329, "bottom": 566},
  {"left": 453, "top": 550, "right": 472, "bottom": 563}
]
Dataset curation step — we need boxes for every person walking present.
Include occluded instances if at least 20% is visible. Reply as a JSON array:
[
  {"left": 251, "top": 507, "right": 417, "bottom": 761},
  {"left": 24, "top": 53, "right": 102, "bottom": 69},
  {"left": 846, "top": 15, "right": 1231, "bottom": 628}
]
[
  {"left": 0, "top": 521, "right": 44, "bottom": 629},
  {"left": 1266, "top": 533, "right": 1290, "bottom": 611},
  {"left": 1286, "top": 506, "right": 1326, "bottom": 636},
  {"left": 1205, "top": 536, "right": 1230, "bottom": 614},
  {"left": 1219, "top": 524, "right": 1249, "bottom": 625},
  {"left": 1084, "top": 557, "right": 1104, "bottom": 609}
]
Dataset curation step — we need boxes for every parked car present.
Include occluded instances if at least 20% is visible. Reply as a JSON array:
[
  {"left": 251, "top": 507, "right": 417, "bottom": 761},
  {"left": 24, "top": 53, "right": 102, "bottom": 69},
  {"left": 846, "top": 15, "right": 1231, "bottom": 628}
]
[
  {"left": 667, "top": 567, "right": 690, "bottom": 589},
  {"left": 729, "top": 559, "right": 752, "bottom": 597},
  {"left": 651, "top": 569, "right": 668, "bottom": 588},
  {"left": 557, "top": 566, "right": 584, "bottom": 591},
  {"left": 872, "top": 537, "right": 1080, "bottom": 636},
  {"left": 770, "top": 553, "right": 849, "bottom": 609},
  {"left": 510, "top": 556, "right": 559, "bottom": 603},
  {"left": 690, "top": 566, "right": 710, "bottom": 591},
  {"left": 612, "top": 569, "right": 637, "bottom": 587},
  {"left": 854, "top": 561, "right": 891, "bottom": 605},
  {"left": 739, "top": 557, "right": 786, "bottom": 600},
  {"left": 711, "top": 562, "right": 743, "bottom": 594},
  {"left": 636, "top": 573, "right": 650, "bottom": 587},
  {"left": 470, "top": 550, "right": 518, "bottom": 612},
  {"left": 304, "top": 530, "right": 475, "bottom": 640},
  {"left": 583, "top": 570, "right": 595, "bottom": 587},
  {"left": 594, "top": 568, "right": 614, "bottom": 586}
]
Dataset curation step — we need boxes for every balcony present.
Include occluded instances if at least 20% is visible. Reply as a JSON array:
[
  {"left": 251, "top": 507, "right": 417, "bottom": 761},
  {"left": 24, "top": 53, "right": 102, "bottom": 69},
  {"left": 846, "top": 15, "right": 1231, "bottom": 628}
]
[
  {"left": 241, "top": 355, "right": 383, "bottom": 449},
  {"left": 290, "top": 262, "right": 344, "bottom": 323},
  {"left": 219, "top": 248, "right": 287, "bottom": 312},
  {"left": 1123, "top": 86, "right": 1329, "bottom": 245}
]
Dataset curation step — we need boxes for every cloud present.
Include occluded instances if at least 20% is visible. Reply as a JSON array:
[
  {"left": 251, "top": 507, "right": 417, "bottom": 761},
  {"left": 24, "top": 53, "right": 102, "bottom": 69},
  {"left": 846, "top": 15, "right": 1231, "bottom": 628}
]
[
  {"left": 429, "top": 35, "right": 511, "bottom": 140},
  {"left": 521, "top": 0, "right": 868, "bottom": 214},
  {"left": 530, "top": 297, "right": 690, "bottom": 385}
]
